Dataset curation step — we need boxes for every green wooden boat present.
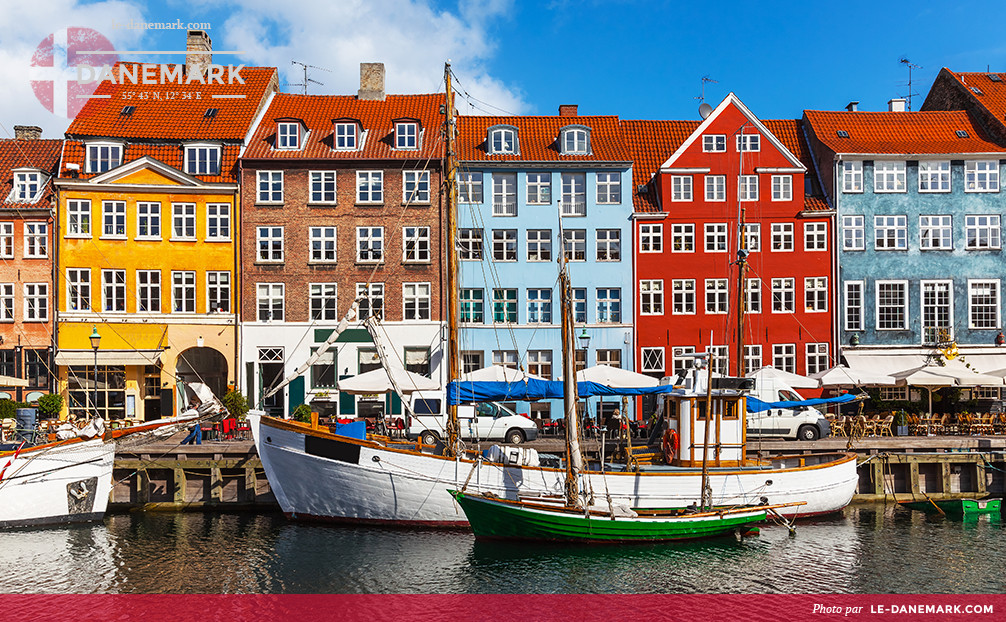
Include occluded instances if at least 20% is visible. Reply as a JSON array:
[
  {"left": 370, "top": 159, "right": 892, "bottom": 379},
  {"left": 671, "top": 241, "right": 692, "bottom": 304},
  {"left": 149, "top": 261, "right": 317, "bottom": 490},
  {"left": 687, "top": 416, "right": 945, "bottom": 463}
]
[
  {"left": 899, "top": 497, "right": 1001, "bottom": 518},
  {"left": 449, "top": 490, "right": 802, "bottom": 543}
]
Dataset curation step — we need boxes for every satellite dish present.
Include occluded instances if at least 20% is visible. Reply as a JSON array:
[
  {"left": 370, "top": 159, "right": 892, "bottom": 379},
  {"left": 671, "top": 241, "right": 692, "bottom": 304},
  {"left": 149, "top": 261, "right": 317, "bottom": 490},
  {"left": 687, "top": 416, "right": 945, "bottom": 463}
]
[{"left": 699, "top": 103, "right": 713, "bottom": 119}]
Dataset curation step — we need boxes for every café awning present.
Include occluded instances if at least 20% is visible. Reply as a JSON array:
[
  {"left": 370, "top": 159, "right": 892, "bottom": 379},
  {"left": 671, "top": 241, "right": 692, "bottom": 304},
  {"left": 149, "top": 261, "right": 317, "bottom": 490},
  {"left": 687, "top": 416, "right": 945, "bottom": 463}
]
[{"left": 55, "top": 350, "right": 162, "bottom": 366}]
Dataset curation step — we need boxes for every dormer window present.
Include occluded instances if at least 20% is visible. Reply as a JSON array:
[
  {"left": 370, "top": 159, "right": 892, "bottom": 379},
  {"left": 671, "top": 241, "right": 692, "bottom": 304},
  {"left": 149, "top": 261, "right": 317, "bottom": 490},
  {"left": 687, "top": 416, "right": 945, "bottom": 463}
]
[
  {"left": 10, "top": 170, "right": 42, "bottom": 202},
  {"left": 86, "top": 143, "right": 122, "bottom": 173},
  {"left": 560, "top": 126, "right": 590, "bottom": 155},
  {"left": 184, "top": 144, "right": 221, "bottom": 175},
  {"left": 276, "top": 122, "right": 301, "bottom": 149},
  {"left": 395, "top": 121, "right": 419, "bottom": 149},
  {"left": 335, "top": 121, "right": 359, "bottom": 150},
  {"left": 488, "top": 126, "right": 518, "bottom": 154}
]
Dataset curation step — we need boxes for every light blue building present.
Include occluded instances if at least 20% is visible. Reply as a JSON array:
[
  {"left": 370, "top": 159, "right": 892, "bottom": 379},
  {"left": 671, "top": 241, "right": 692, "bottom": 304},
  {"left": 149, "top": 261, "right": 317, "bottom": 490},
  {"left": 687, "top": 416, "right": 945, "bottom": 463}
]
[
  {"left": 804, "top": 102, "right": 1006, "bottom": 385},
  {"left": 456, "top": 109, "right": 635, "bottom": 423}
]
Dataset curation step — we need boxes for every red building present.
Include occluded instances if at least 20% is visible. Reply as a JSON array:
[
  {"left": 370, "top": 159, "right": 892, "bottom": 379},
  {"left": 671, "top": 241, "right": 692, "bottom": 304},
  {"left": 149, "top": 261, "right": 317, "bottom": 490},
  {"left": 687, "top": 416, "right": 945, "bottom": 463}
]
[{"left": 624, "top": 94, "right": 832, "bottom": 389}]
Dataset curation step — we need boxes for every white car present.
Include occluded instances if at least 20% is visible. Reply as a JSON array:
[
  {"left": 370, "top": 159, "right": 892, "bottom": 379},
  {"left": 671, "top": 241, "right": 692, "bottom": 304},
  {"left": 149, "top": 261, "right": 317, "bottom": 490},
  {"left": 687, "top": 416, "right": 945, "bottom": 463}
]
[
  {"left": 405, "top": 391, "right": 539, "bottom": 445},
  {"left": 745, "top": 382, "right": 831, "bottom": 441}
]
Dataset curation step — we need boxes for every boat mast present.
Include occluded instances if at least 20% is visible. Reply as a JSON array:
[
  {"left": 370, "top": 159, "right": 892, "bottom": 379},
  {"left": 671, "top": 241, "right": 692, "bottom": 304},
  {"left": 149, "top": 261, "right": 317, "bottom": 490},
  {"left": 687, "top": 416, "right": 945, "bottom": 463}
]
[
  {"left": 559, "top": 246, "right": 584, "bottom": 509},
  {"left": 699, "top": 338, "right": 714, "bottom": 510},
  {"left": 735, "top": 125, "right": 748, "bottom": 377},
  {"left": 444, "top": 62, "right": 461, "bottom": 457}
]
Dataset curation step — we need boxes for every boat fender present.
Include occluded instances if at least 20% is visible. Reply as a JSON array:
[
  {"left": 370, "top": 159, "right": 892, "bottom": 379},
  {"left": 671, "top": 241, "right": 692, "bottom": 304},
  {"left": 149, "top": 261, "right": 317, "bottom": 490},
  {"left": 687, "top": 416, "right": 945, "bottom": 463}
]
[{"left": 662, "top": 429, "right": 679, "bottom": 463}]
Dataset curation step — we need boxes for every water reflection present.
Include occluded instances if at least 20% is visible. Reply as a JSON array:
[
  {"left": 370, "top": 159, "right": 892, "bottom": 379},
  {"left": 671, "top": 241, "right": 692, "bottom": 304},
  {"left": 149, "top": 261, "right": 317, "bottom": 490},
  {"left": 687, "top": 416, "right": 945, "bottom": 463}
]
[{"left": 0, "top": 504, "right": 1001, "bottom": 593}]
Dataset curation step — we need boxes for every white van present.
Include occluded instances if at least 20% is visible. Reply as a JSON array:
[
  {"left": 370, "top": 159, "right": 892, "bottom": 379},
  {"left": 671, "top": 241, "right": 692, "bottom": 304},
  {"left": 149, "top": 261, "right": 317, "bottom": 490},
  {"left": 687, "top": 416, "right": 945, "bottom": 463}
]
[
  {"left": 405, "top": 391, "right": 539, "bottom": 445},
  {"left": 745, "top": 377, "right": 830, "bottom": 441}
]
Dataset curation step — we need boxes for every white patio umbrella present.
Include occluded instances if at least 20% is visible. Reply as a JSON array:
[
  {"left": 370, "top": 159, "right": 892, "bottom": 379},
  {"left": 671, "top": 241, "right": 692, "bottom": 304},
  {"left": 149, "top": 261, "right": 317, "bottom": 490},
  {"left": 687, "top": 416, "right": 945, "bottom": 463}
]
[
  {"left": 338, "top": 367, "right": 440, "bottom": 395},
  {"left": 575, "top": 364, "right": 659, "bottom": 388},
  {"left": 747, "top": 365, "right": 819, "bottom": 389},
  {"left": 892, "top": 365, "right": 1003, "bottom": 416},
  {"left": 461, "top": 365, "right": 543, "bottom": 383},
  {"left": 811, "top": 365, "right": 895, "bottom": 388}
]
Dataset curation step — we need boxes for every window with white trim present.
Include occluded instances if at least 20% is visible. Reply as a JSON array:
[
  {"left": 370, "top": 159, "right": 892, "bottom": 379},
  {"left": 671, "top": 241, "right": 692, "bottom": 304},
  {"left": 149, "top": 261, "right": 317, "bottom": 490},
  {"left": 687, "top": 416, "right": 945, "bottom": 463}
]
[
  {"left": 23, "top": 283, "right": 47, "bottom": 321},
  {"left": 24, "top": 222, "right": 46, "bottom": 258},
  {"left": 705, "top": 279, "right": 728, "bottom": 314},
  {"left": 773, "top": 344, "right": 796, "bottom": 373},
  {"left": 596, "top": 288, "right": 621, "bottom": 323},
  {"left": 0, "top": 284, "right": 12, "bottom": 321},
  {"left": 806, "top": 343, "right": 829, "bottom": 375},
  {"left": 460, "top": 288, "right": 484, "bottom": 323},
  {"left": 257, "top": 171, "right": 283, "bottom": 203},
  {"left": 842, "top": 161, "right": 863, "bottom": 193},
  {"left": 207, "top": 271, "right": 230, "bottom": 313},
  {"left": 527, "top": 172, "right": 552, "bottom": 204},
  {"left": 171, "top": 204, "right": 196, "bottom": 240},
  {"left": 921, "top": 280, "right": 953, "bottom": 344},
  {"left": 707, "top": 345, "right": 729, "bottom": 376},
  {"left": 11, "top": 171, "right": 41, "bottom": 202},
  {"left": 746, "top": 278, "right": 761, "bottom": 314},
  {"left": 705, "top": 223, "right": 728, "bottom": 252},
  {"left": 670, "top": 224, "right": 692, "bottom": 252},
  {"left": 67, "top": 268, "right": 91, "bottom": 312},
  {"left": 101, "top": 269, "right": 125, "bottom": 312},
  {"left": 492, "top": 288, "right": 517, "bottom": 323},
  {"left": 703, "top": 135, "right": 726, "bottom": 152},
  {"left": 561, "top": 127, "right": 589, "bottom": 154},
  {"left": 842, "top": 215, "right": 864, "bottom": 250},
  {"left": 771, "top": 223, "right": 793, "bottom": 251},
  {"left": 403, "top": 282, "right": 431, "bottom": 320},
  {"left": 334, "top": 122, "right": 358, "bottom": 150},
  {"left": 527, "top": 351, "right": 553, "bottom": 378},
  {"left": 137, "top": 202, "right": 160, "bottom": 239},
  {"left": 256, "top": 283, "right": 284, "bottom": 321},
  {"left": 919, "top": 161, "right": 951, "bottom": 192},
  {"left": 561, "top": 172, "right": 586, "bottom": 216},
  {"left": 574, "top": 288, "right": 587, "bottom": 323},
  {"left": 596, "top": 349, "right": 621, "bottom": 368},
  {"left": 67, "top": 199, "right": 91, "bottom": 237},
  {"left": 458, "top": 172, "right": 483, "bottom": 203},
  {"left": 880, "top": 387, "right": 909, "bottom": 401},
  {"left": 357, "top": 171, "right": 384, "bottom": 204},
  {"left": 596, "top": 229, "right": 620, "bottom": 261},
  {"left": 493, "top": 173, "right": 517, "bottom": 216},
  {"left": 738, "top": 175, "right": 758, "bottom": 201},
  {"left": 309, "top": 171, "right": 336, "bottom": 203},
  {"left": 184, "top": 144, "right": 221, "bottom": 174},
  {"left": 641, "top": 347, "right": 665, "bottom": 374},
  {"left": 395, "top": 122, "right": 418, "bottom": 149},
  {"left": 102, "top": 201, "right": 126, "bottom": 238},
  {"left": 965, "top": 160, "right": 1000, "bottom": 192},
  {"left": 641, "top": 224, "right": 663, "bottom": 252},
  {"left": 489, "top": 127, "right": 517, "bottom": 154},
  {"left": 356, "top": 227, "right": 384, "bottom": 262},
  {"left": 493, "top": 350, "right": 518, "bottom": 369},
  {"left": 672, "top": 279, "right": 695, "bottom": 314},
  {"left": 671, "top": 347, "right": 694, "bottom": 375},
  {"left": 744, "top": 345, "right": 762, "bottom": 375},
  {"left": 172, "top": 271, "right": 196, "bottom": 314},
  {"left": 492, "top": 229, "right": 517, "bottom": 261},
  {"left": 356, "top": 283, "right": 384, "bottom": 320},
  {"left": 742, "top": 223, "right": 760, "bottom": 252},
  {"left": 527, "top": 288, "right": 552, "bottom": 324},
  {"left": 771, "top": 175, "right": 792, "bottom": 201},
  {"left": 206, "top": 204, "right": 230, "bottom": 241},
  {"left": 459, "top": 228, "right": 483, "bottom": 260},
  {"left": 844, "top": 281, "right": 863, "bottom": 332},
  {"left": 671, "top": 176, "right": 692, "bottom": 201},
  {"left": 876, "top": 281, "right": 908, "bottom": 330},
  {"left": 874, "top": 215, "right": 908, "bottom": 250},
  {"left": 526, "top": 229, "right": 551, "bottom": 262},
  {"left": 596, "top": 172, "right": 621, "bottom": 204},
  {"left": 276, "top": 122, "right": 300, "bottom": 149},
  {"left": 805, "top": 277, "right": 827, "bottom": 312},
  {"left": 257, "top": 226, "right": 284, "bottom": 262},
  {"left": 640, "top": 279, "right": 663, "bottom": 315},
  {"left": 403, "top": 170, "right": 430, "bottom": 203},
  {"left": 705, "top": 175, "right": 725, "bottom": 202},
  {"left": 136, "top": 270, "right": 160, "bottom": 313},
  {"left": 804, "top": 222, "right": 827, "bottom": 251},
  {"left": 403, "top": 226, "right": 430, "bottom": 263},
  {"left": 0, "top": 223, "right": 12, "bottom": 258},
  {"left": 969, "top": 280, "right": 1000, "bottom": 329},
  {"left": 736, "top": 134, "right": 760, "bottom": 152},
  {"left": 874, "top": 161, "right": 907, "bottom": 192},
  {"left": 966, "top": 215, "right": 1001, "bottom": 249},
  {"left": 771, "top": 278, "right": 795, "bottom": 313},
  {"left": 86, "top": 143, "right": 121, "bottom": 173},
  {"left": 309, "top": 227, "right": 337, "bottom": 263},
  {"left": 919, "top": 215, "right": 952, "bottom": 250},
  {"left": 562, "top": 229, "right": 586, "bottom": 261}
]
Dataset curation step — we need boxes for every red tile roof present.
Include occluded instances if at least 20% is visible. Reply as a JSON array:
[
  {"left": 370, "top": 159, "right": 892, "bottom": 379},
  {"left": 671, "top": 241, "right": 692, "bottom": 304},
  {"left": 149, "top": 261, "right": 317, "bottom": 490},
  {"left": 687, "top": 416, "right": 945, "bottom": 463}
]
[
  {"left": 0, "top": 138, "right": 62, "bottom": 210},
  {"left": 60, "top": 140, "right": 241, "bottom": 183},
  {"left": 619, "top": 120, "right": 698, "bottom": 213},
  {"left": 802, "top": 109, "right": 1005, "bottom": 155},
  {"left": 938, "top": 71, "right": 1006, "bottom": 126},
  {"left": 66, "top": 63, "right": 277, "bottom": 142},
  {"left": 243, "top": 93, "right": 444, "bottom": 161},
  {"left": 762, "top": 119, "right": 831, "bottom": 212},
  {"left": 457, "top": 115, "right": 631, "bottom": 163}
]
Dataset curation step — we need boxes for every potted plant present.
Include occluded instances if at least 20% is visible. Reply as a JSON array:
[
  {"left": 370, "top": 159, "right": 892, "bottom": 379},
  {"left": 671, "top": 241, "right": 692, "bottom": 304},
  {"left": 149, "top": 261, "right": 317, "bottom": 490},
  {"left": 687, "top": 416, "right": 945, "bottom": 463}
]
[
  {"left": 894, "top": 410, "right": 909, "bottom": 436},
  {"left": 36, "top": 394, "right": 63, "bottom": 421},
  {"left": 292, "top": 403, "right": 312, "bottom": 424},
  {"left": 222, "top": 389, "right": 249, "bottom": 420}
]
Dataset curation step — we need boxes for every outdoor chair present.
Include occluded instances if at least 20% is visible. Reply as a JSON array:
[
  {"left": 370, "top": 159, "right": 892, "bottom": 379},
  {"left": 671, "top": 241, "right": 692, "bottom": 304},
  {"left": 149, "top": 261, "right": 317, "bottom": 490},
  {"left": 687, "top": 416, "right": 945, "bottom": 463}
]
[{"left": 878, "top": 415, "right": 894, "bottom": 437}]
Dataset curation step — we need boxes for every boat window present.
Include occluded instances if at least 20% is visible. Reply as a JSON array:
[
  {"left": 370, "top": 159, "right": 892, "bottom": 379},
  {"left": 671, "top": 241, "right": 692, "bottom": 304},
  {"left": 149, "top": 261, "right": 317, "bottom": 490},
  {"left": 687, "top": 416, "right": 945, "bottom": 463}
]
[
  {"left": 414, "top": 399, "right": 441, "bottom": 415},
  {"left": 722, "top": 400, "right": 739, "bottom": 420}
]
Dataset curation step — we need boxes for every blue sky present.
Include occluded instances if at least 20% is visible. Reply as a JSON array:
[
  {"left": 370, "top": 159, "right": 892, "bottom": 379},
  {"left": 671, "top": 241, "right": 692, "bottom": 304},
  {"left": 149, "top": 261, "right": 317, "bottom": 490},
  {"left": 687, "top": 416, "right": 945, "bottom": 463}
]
[{"left": 5, "top": 0, "right": 1006, "bottom": 136}]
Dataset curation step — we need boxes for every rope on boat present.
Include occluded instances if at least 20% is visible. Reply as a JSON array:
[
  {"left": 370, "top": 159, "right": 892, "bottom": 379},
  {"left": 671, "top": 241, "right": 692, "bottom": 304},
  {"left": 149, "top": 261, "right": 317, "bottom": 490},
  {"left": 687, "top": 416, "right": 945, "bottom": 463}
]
[
  {"left": 460, "top": 455, "right": 480, "bottom": 493},
  {"left": 766, "top": 507, "right": 797, "bottom": 534}
]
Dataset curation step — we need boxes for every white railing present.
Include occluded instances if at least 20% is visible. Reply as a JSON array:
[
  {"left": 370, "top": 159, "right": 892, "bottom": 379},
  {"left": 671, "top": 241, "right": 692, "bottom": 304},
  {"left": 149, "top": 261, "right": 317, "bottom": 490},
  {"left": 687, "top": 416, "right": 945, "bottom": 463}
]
[
  {"left": 560, "top": 200, "right": 586, "bottom": 216},
  {"left": 493, "top": 201, "right": 517, "bottom": 216}
]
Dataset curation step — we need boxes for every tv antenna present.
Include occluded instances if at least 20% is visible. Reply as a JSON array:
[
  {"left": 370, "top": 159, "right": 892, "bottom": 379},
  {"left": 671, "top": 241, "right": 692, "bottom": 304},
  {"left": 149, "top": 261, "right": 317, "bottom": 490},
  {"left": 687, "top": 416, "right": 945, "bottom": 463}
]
[
  {"left": 695, "top": 75, "right": 718, "bottom": 104},
  {"left": 290, "top": 60, "right": 331, "bottom": 95},
  {"left": 899, "top": 57, "right": 922, "bottom": 111}
]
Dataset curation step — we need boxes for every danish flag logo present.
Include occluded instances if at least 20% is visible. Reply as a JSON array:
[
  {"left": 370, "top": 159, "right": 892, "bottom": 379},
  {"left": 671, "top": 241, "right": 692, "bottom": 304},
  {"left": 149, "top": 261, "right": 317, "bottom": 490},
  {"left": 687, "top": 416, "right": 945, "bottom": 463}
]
[{"left": 29, "top": 27, "right": 117, "bottom": 120}]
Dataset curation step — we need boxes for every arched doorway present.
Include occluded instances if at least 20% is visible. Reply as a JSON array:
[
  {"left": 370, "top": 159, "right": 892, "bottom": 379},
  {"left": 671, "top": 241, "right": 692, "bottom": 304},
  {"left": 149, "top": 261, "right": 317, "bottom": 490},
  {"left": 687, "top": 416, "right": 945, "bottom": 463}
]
[{"left": 175, "top": 347, "right": 229, "bottom": 401}]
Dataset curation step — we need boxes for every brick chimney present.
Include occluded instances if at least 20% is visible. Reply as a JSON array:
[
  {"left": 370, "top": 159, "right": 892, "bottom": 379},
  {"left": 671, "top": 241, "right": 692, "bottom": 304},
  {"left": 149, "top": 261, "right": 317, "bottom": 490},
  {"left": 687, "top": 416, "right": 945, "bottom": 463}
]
[
  {"left": 888, "top": 98, "right": 906, "bottom": 112},
  {"left": 13, "top": 125, "right": 42, "bottom": 140},
  {"left": 186, "top": 30, "right": 212, "bottom": 78},
  {"left": 559, "top": 104, "right": 578, "bottom": 117},
  {"left": 358, "top": 62, "right": 385, "bottom": 101}
]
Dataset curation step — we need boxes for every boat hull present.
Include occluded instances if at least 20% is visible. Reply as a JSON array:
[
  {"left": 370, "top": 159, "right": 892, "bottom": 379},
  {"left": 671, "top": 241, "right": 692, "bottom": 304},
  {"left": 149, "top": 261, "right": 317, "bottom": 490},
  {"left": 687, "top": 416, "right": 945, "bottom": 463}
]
[
  {"left": 450, "top": 490, "right": 766, "bottom": 543},
  {"left": 251, "top": 414, "right": 858, "bottom": 526},
  {"left": 900, "top": 498, "right": 1002, "bottom": 518},
  {"left": 0, "top": 439, "right": 115, "bottom": 528}
]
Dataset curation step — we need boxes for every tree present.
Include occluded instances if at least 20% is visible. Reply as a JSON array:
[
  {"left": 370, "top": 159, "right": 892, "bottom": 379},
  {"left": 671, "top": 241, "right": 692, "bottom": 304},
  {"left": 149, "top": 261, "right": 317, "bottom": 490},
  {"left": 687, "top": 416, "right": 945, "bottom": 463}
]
[
  {"left": 222, "top": 390, "right": 249, "bottom": 419},
  {"left": 36, "top": 394, "right": 64, "bottom": 420}
]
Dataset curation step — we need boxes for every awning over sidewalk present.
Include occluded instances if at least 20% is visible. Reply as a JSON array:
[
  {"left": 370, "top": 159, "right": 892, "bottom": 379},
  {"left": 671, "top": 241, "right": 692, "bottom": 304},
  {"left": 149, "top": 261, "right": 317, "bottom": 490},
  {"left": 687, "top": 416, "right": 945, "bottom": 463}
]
[
  {"left": 844, "top": 351, "right": 1006, "bottom": 382},
  {"left": 0, "top": 374, "right": 29, "bottom": 387},
  {"left": 55, "top": 350, "right": 162, "bottom": 366}
]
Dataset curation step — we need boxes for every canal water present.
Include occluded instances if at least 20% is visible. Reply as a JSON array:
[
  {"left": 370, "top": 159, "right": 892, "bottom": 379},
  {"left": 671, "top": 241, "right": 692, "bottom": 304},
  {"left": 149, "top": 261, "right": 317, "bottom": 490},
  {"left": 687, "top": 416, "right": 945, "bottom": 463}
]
[{"left": 0, "top": 503, "right": 1002, "bottom": 594}]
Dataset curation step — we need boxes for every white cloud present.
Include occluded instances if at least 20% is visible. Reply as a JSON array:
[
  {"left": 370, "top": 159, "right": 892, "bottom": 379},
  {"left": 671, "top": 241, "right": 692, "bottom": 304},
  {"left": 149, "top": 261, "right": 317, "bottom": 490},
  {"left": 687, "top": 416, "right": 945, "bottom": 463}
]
[
  {"left": 218, "top": 0, "right": 528, "bottom": 114},
  {"left": 0, "top": 0, "right": 147, "bottom": 137}
]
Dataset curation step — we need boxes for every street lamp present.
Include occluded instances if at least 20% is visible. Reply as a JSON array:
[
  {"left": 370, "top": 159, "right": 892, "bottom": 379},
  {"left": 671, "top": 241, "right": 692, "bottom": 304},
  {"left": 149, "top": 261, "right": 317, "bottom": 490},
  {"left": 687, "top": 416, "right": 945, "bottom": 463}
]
[
  {"left": 89, "top": 326, "right": 101, "bottom": 418},
  {"left": 577, "top": 327, "right": 590, "bottom": 351}
]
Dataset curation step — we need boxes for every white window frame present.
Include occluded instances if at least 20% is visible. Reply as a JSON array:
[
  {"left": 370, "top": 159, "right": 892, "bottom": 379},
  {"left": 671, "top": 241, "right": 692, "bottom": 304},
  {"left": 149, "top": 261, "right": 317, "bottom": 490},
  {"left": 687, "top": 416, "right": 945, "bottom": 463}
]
[
  {"left": 670, "top": 224, "right": 692, "bottom": 253},
  {"left": 356, "top": 226, "right": 384, "bottom": 263},
  {"left": 10, "top": 170, "right": 42, "bottom": 202},
  {"left": 256, "top": 283, "right": 285, "bottom": 321},
  {"left": 184, "top": 144, "right": 221, "bottom": 175},
  {"left": 771, "top": 175, "right": 792, "bottom": 201},
  {"left": 772, "top": 343, "right": 796, "bottom": 373},
  {"left": 921, "top": 279, "right": 954, "bottom": 345},
  {"left": 170, "top": 204, "right": 197, "bottom": 241},
  {"left": 493, "top": 173, "right": 518, "bottom": 216},
  {"left": 671, "top": 279, "right": 695, "bottom": 315},
  {"left": 137, "top": 270, "right": 160, "bottom": 313},
  {"left": 403, "top": 282, "right": 432, "bottom": 321},
  {"left": 85, "top": 142, "right": 122, "bottom": 173},
  {"left": 771, "top": 278, "right": 795, "bottom": 313},
  {"left": 0, "top": 283, "right": 12, "bottom": 321},
  {"left": 403, "top": 226, "right": 431, "bottom": 263},
  {"left": 66, "top": 199, "right": 91, "bottom": 237},
  {"left": 704, "top": 175, "right": 725, "bottom": 202},
  {"left": 101, "top": 269, "right": 126, "bottom": 312},
  {"left": 492, "top": 229, "right": 517, "bottom": 262},
  {"left": 671, "top": 175, "right": 692, "bottom": 202},
  {"left": 738, "top": 175, "right": 758, "bottom": 201},
  {"left": 640, "top": 279, "right": 664, "bottom": 315},
  {"left": 356, "top": 283, "right": 384, "bottom": 320},
  {"left": 560, "top": 172, "right": 586, "bottom": 216},
  {"left": 334, "top": 122, "right": 358, "bottom": 150},
  {"left": 256, "top": 226, "right": 284, "bottom": 263},
  {"left": 876, "top": 280, "right": 909, "bottom": 331},
  {"left": 595, "top": 229, "right": 620, "bottom": 262},
  {"left": 844, "top": 281, "right": 864, "bottom": 332},
  {"left": 458, "top": 172, "right": 483, "bottom": 203},
  {"left": 395, "top": 122, "right": 419, "bottom": 150},
  {"left": 526, "top": 172, "right": 552, "bottom": 205},
  {"left": 742, "top": 223, "right": 761, "bottom": 252},
  {"left": 806, "top": 343, "right": 829, "bottom": 375},
  {"left": 704, "top": 223, "right": 728, "bottom": 253},
  {"left": 309, "top": 226, "right": 337, "bottom": 263},
  {"left": 704, "top": 278, "right": 728, "bottom": 314},
  {"left": 919, "top": 160, "right": 951, "bottom": 193},
  {"left": 459, "top": 228, "right": 483, "bottom": 260},
  {"left": 736, "top": 134, "right": 760, "bottom": 152},
  {"left": 746, "top": 278, "right": 761, "bottom": 314},
  {"left": 965, "top": 215, "right": 1002, "bottom": 249},
  {"left": 356, "top": 170, "right": 384, "bottom": 204},
  {"left": 403, "top": 170, "right": 430, "bottom": 204},
  {"left": 968, "top": 279, "right": 1000, "bottom": 330},
  {"left": 770, "top": 223, "right": 793, "bottom": 252},
  {"left": 702, "top": 135, "right": 726, "bottom": 152},
  {"left": 309, "top": 171, "right": 337, "bottom": 204},
  {"left": 562, "top": 229, "right": 586, "bottom": 262},
  {"left": 276, "top": 122, "right": 301, "bottom": 149},
  {"left": 596, "top": 172, "right": 621, "bottom": 204},
  {"left": 671, "top": 347, "right": 695, "bottom": 375},
  {"left": 489, "top": 127, "right": 518, "bottom": 154},
  {"left": 0, "top": 223, "right": 13, "bottom": 259},
  {"left": 256, "top": 170, "right": 283, "bottom": 203},
  {"left": 919, "top": 215, "right": 952, "bottom": 250},
  {"left": 561, "top": 127, "right": 589, "bottom": 154},
  {"left": 526, "top": 229, "right": 551, "bottom": 262},
  {"left": 641, "top": 347, "right": 665, "bottom": 373},
  {"left": 842, "top": 161, "right": 863, "bottom": 193},
  {"left": 206, "top": 203, "right": 231, "bottom": 241},
  {"left": 965, "top": 160, "right": 1000, "bottom": 192},
  {"left": 23, "top": 222, "right": 47, "bottom": 258},
  {"left": 874, "top": 161, "right": 907, "bottom": 193},
  {"left": 596, "top": 288, "right": 621, "bottom": 323},
  {"left": 804, "top": 222, "right": 827, "bottom": 251},
  {"left": 67, "top": 268, "right": 91, "bottom": 312},
  {"left": 171, "top": 271, "right": 196, "bottom": 314},
  {"left": 23, "top": 283, "right": 47, "bottom": 322},
  {"left": 874, "top": 215, "right": 908, "bottom": 250},
  {"left": 842, "top": 215, "right": 865, "bottom": 251},
  {"left": 101, "top": 200, "right": 126, "bottom": 239},
  {"left": 641, "top": 224, "right": 663, "bottom": 253},
  {"left": 309, "top": 283, "right": 338, "bottom": 321},
  {"left": 804, "top": 276, "right": 828, "bottom": 313},
  {"left": 526, "top": 288, "right": 553, "bottom": 324},
  {"left": 744, "top": 345, "right": 762, "bottom": 375},
  {"left": 136, "top": 202, "right": 161, "bottom": 240}
]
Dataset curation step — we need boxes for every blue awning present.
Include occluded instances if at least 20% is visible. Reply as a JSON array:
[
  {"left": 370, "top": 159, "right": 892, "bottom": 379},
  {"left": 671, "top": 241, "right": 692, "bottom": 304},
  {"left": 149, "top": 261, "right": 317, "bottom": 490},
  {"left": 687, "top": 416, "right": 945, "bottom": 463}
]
[
  {"left": 446, "top": 379, "right": 680, "bottom": 405},
  {"left": 746, "top": 393, "right": 859, "bottom": 414}
]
